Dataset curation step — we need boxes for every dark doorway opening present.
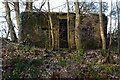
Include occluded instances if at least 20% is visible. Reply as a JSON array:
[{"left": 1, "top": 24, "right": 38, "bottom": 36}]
[{"left": 59, "top": 19, "right": 68, "bottom": 48}]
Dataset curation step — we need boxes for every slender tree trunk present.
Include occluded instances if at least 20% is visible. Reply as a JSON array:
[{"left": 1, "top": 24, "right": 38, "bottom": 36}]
[
  {"left": 47, "top": 0, "right": 55, "bottom": 50},
  {"left": 109, "top": 0, "right": 112, "bottom": 47},
  {"left": 25, "top": 0, "right": 33, "bottom": 11},
  {"left": 6, "top": 27, "right": 10, "bottom": 39},
  {"left": 4, "top": 0, "right": 17, "bottom": 42},
  {"left": 118, "top": 14, "right": 120, "bottom": 54},
  {"left": 74, "top": 0, "right": 82, "bottom": 50},
  {"left": 66, "top": 0, "right": 70, "bottom": 50},
  {"left": 99, "top": 0, "right": 106, "bottom": 50},
  {"left": 14, "top": 0, "right": 22, "bottom": 42},
  {"left": 117, "top": 1, "right": 120, "bottom": 54}
]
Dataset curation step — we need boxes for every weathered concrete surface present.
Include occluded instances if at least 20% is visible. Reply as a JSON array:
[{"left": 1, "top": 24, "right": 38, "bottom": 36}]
[{"left": 20, "top": 12, "right": 107, "bottom": 49}]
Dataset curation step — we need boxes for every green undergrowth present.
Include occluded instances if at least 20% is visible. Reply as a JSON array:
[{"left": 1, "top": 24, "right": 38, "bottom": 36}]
[
  {"left": 3, "top": 56, "right": 45, "bottom": 78},
  {"left": 3, "top": 48, "right": 120, "bottom": 79},
  {"left": 75, "top": 49, "right": 84, "bottom": 56},
  {"left": 58, "top": 57, "right": 68, "bottom": 67}
]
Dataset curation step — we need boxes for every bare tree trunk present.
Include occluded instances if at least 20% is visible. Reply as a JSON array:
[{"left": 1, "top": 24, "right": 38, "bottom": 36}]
[
  {"left": 118, "top": 15, "right": 120, "bottom": 54},
  {"left": 6, "top": 27, "right": 10, "bottom": 39},
  {"left": 25, "top": 0, "right": 33, "bottom": 11},
  {"left": 4, "top": 1, "right": 17, "bottom": 42},
  {"left": 117, "top": 1, "right": 120, "bottom": 54},
  {"left": 109, "top": 0, "right": 112, "bottom": 47},
  {"left": 99, "top": 0, "right": 106, "bottom": 50},
  {"left": 74, "top": 0, "right": 82, "bottom": 50},
  {"left": 47, "top": 0, "right": 55, "bottom": 50},
  {"left": 13, "top": 0, "right": 22, "bottom": 42},
  {"left": 40, "top": 0, "right": 46, "bottom": 11},
  {"left": 66, "top": 0, "right": 71, "bottom": 50}
]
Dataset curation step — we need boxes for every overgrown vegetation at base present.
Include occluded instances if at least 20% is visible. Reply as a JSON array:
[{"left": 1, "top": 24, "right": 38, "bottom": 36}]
[
  {"left": 1, "top": 0, "right": 120, "bottom": 79},
  {"left": 2, "top": 42, "right": 120, "bottom": 79}
]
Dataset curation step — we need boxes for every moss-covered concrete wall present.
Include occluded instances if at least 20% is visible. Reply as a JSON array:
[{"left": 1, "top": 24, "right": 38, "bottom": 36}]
[
  {"left": 20, "top": 12, "right": 49, "bottom": 48},
  {"left": 20, "top": 11, "right": 107, "bottom": 49},
  {"left": 80, "top": 13, "right": 107, "bottom": 49}
]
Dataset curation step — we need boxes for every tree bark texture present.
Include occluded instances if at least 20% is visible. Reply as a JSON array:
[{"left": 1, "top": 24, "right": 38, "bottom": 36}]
[
  {"left": 48, "top": 0, "right": 55, "bottom": 50},
  {"left": 74, "top": 0, "right": 82, "bottom": 50},
  {"left": 14, "top": 0, "right": 22, "bottom": 42},
  {"left": 99, "top": 0, "right": 106, "bottom": 50},
  {"left": 4, "top": 1, "right": 17, "bottom": 42},
  {"left": 66, "top": 0, "right": 71, "bottom": 50},
  {"left": 109, "top": 0, "right": 112, "bottom": 47},
  {"left": 25, "top": 0, "right": 33, "bottom": 11}
]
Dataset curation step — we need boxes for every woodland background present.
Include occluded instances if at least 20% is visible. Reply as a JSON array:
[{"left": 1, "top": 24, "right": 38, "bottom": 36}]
[{"left": 0, "top": 0, "right": 120, "bottom": 79}]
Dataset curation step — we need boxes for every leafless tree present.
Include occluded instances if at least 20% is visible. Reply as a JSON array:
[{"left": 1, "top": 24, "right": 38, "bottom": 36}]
[
  {"left": 74, "top": 0, "right": 82, "bottom": 50},
  {"left": 13, "top": 0, "right": 22, "bottom": 42},
  {"left": 3, "top": 0, "right": 17, "bottom": 42},
  {"left": 47, "top": 0, "right": 55, "bottom": 50},
  {"left": 109, "top": 0, "right": 112, "bottom": 47},
  {"left": 66, "top": 0, "right": 71, "bottom": 50},
  {"left": 99, "top": 0, "right": 106, "bottom": 50},
  {"left": 25, "top": 0, "right": 33, "bottom": 11}
]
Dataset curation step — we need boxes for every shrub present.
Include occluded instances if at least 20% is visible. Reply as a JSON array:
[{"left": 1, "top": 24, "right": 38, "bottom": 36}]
[
  {"left": 75, "top": 49, "right": 84, "bottom": 56},
  {"left": 29, "top": 59, "right": 43, "bottom": 66},
  {"left": 100, "top": 49, "right": 107, "bottom": 56},
  {"left": 58, "top": 57, "right": 68, "bottom": 67}
]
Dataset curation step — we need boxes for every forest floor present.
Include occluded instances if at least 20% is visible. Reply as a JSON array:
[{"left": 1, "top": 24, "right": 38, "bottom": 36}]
[{"left": 1, "top": 39, "right": 120, "bottom": 79}]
